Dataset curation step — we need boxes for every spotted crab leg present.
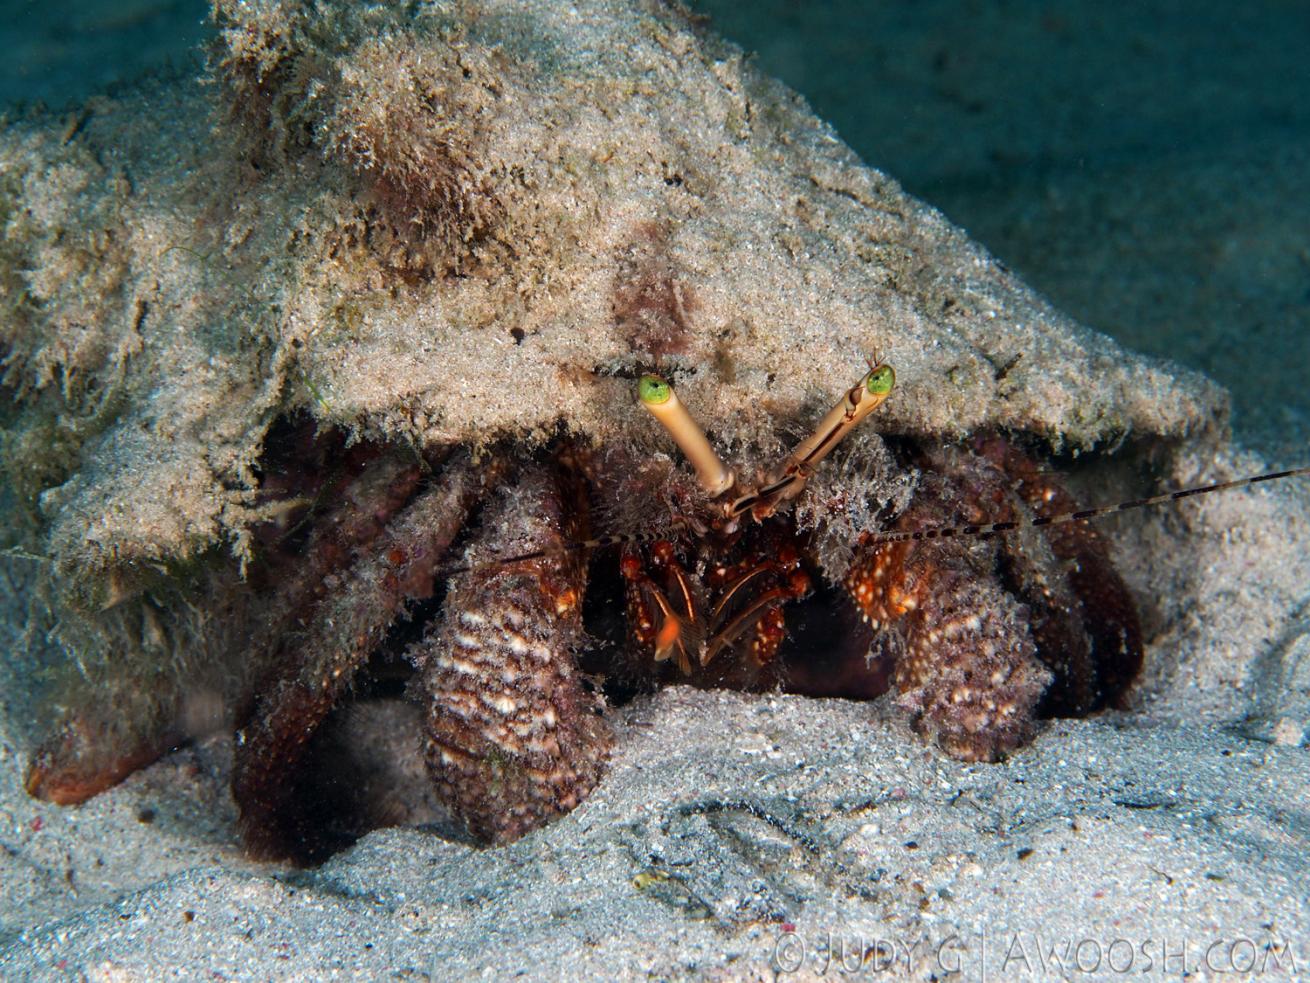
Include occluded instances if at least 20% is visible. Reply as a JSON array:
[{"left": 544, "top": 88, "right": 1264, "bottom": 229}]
[
  {"left": 972, "top": 437, "right": 1142, "bottom": 715},
  {"left": 843, "top": 467, "right": 1053, "bottom": 762},
  {"left": 618, "top": 539, "right": 707, "bottom": 674},
  {"left": 233, "top": 449, "right": 494, "bottom": 861},
  {"left": 418, "top": 463, "right": 611, "bottom": 845}
]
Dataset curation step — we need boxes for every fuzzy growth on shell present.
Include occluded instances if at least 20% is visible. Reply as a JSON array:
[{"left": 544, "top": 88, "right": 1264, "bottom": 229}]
[
  {"left": 213, "top": 2, "right": 516, "bottom": 276},
  {"left": 612, "top": 222, "right": 697, "bottom": 360},
  {"left": 325, "top": 34, "right": 511, "bottom": 275}
]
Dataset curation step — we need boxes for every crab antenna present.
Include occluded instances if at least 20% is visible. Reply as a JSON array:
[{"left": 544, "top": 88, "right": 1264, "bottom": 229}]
[
  {"left": 638, "top": 375, "right": 736, "bottom": 497},
  {"left": 864, "top": 465, "right": 1310, "bottom": 545}
]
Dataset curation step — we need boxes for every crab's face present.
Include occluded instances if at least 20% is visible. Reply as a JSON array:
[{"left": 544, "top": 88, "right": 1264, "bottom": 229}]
[
  {"left": 27, "top": 362, "right": 1143, "bottom": 863},
  {"left": 582, "top": 363, "right": 898, "bottom": 688}
]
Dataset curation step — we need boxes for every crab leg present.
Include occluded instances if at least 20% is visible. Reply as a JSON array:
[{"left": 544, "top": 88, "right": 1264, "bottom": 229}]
[
  {"left": 232, "top": 450, "right": 491, "bottom": 861},
  {"left": 419, "top": 464, "right": 611, "bottom": 845},
  {"left": 844, "top": 532, "right": 1052, "bottom": 761},
  {"left": 701, "top": 585, "right": 793, "bottom": 667},
  {"left": 620, "top": 547, "right": 703, "bottom": 675},
  {"left": 26, "top": 443, "right": 429, "bottom": 810},
  {"left": 843, "top": 453, "right": 1059, "bottom": 762}
]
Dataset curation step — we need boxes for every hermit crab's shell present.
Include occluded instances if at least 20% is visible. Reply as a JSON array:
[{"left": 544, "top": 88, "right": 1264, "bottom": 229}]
[{"left": 1, "top": 0, "right": 1222, "bottom": 590}]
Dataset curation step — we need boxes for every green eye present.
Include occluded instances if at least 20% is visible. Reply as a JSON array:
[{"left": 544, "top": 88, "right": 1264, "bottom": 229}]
[
  {"left": 865, "top": 364, "right": 895, "bottom": 395},
  {"left": 638, "top": 375, "right": 672, "bottom": 405}
]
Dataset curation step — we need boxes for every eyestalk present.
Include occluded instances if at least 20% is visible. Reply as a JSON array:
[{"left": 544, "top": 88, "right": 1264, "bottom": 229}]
[
  {"left": 784, "top": 362, "right": 895, "bottom": 476},
  {"left": 638, "top": 375, "right": 736, "bottom": 497},
  {"left": 728, "top": 362, "right": 896, "bottom": 518}
]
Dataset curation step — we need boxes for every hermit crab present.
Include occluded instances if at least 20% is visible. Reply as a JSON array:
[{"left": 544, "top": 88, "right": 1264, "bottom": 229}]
[
  {"left": 226, "top": 359, "right": 915, "bottom": 859},
  {"left": 233, "top": 354, "right": 1310, "bottom": 861},
  {"left": 23, "top": 349, "right": 1308, "bottom": 862},
  {"left": 227, "top": 353, "right": 1112, "bottom": 860},
  {"left": 13, "top": 0, "right": 1309, "bottom": 867}
]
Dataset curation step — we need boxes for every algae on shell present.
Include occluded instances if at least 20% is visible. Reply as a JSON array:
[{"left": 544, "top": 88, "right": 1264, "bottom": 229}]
[{"left": 1, "top": 2, "right": 1225, "bottom": 765}]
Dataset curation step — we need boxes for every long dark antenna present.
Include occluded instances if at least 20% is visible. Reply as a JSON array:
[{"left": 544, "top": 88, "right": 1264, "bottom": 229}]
[
  {"left": 864, "top": 466, "right": 1310, "bottom": 545},
  {"left": 432, "top": 466, "right": 1310, "bottom": 579}
]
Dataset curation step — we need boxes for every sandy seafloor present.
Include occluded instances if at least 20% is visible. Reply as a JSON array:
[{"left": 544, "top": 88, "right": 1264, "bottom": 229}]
[{"left": 2, "top": 1, "right": 1309, "bottom": 979}]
